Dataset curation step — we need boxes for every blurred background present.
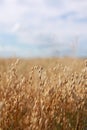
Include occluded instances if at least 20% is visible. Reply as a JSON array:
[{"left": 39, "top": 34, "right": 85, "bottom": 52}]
[{"left": 0, "top": 0, "right": 87, "bottom": 58}]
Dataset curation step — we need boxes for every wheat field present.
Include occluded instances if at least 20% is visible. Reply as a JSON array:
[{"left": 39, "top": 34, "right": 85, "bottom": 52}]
[{"left": 0, "top": 58, "right": 87, "bottom": 130}]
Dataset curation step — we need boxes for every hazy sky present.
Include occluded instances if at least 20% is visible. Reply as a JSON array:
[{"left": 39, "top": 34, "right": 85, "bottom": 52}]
[{"left": 0, "top": 0, "right": 87, "bottom": 57}]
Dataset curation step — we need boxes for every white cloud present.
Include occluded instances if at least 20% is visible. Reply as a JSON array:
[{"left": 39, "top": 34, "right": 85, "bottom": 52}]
[
  {"left": 11, "top": 23, "right": 21, "bottom": 33},
  {"left": 0, "top": 0, "right": 87, "bottom": 47}
]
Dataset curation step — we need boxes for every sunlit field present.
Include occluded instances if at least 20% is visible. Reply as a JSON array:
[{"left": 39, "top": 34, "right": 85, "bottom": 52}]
[{"left": 0, "top": 58, "right": 87, "bottom": 130}]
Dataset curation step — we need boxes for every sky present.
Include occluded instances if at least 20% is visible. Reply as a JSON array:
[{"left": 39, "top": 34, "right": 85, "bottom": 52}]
[{"left": 0, "top": 0, "right": 87, "bottom": 58}]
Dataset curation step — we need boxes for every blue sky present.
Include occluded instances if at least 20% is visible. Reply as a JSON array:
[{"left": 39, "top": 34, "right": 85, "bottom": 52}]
[{"left": 0, "top": 0, "right": 87, "bottom": 58}]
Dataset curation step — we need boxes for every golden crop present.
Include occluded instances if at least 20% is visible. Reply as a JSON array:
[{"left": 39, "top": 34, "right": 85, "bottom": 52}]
[{"left": 0, "top": 58, "right": 87, "bottom": 130}]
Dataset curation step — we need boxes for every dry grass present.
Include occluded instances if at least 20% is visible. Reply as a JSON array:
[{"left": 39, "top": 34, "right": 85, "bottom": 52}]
[{"left": 0, "top": 58, "right": 87, "bottom": 130}]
